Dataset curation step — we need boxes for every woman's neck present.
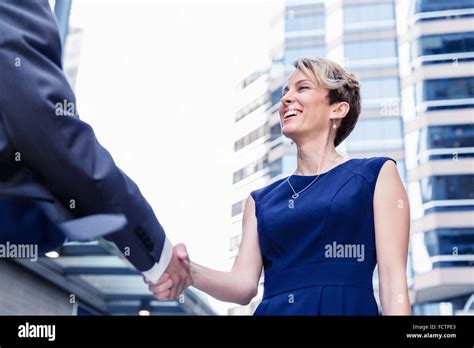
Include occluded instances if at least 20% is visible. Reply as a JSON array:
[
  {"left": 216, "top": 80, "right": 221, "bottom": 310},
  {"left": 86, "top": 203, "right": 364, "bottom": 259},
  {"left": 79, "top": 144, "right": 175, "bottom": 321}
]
[{"left": 294, "top": 139, "right": 341, "bottom": 176}]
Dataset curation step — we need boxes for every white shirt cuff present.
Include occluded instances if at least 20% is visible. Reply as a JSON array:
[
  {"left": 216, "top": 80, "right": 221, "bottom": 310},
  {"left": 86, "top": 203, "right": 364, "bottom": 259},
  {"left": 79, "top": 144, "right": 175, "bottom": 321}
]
[{"left": 142, "top": 237, "right": 173, "bottom": 284}]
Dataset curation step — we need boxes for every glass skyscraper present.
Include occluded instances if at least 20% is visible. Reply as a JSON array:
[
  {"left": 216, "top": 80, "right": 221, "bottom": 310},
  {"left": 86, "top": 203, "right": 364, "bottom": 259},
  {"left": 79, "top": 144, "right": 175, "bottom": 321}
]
[
  {"left": 229, "top": 0, "right": 473, "bottom": 315},
  {"left": 397, "top": 0, "right": 474, "bottom": 315}
]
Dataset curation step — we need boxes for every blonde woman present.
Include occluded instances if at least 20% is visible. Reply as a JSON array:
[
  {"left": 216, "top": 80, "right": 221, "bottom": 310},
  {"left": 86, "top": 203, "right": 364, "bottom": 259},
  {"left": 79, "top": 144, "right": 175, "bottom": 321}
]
[{"left": 149, "top": 57, "right": 411, "bottom": 315}]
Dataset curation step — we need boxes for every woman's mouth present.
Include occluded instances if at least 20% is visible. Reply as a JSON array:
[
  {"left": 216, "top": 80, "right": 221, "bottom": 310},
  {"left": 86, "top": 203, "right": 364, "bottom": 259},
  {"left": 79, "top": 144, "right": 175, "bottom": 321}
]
[{"left": 283, "top": 109, "right": 301, "bottom": 123}]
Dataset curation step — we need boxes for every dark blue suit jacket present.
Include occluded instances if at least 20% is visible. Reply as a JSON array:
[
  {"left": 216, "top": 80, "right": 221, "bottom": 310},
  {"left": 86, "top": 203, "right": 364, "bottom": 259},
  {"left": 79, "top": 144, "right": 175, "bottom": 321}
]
[{"left": 0, "top": 0, "right": 167, "bottom": 272}]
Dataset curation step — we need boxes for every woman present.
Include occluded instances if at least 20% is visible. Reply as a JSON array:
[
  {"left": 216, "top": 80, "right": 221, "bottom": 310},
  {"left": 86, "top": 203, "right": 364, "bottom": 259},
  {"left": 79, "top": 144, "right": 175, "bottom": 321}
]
[{"left": 150, "top": 57, "right": 411, "bottom": 315}]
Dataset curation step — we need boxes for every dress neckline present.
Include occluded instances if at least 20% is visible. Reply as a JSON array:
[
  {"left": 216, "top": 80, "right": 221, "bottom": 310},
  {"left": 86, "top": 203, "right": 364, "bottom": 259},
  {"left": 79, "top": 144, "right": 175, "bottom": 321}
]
[{"left": 289, "top": 158, "right": 356, "bottom": 178}]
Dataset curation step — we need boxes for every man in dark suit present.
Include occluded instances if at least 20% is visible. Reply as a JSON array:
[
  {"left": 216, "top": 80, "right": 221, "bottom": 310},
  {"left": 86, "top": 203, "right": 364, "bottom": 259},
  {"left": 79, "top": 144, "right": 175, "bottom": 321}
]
[{"left": 0, "top": 0, "right": 191, "bottom": 297}]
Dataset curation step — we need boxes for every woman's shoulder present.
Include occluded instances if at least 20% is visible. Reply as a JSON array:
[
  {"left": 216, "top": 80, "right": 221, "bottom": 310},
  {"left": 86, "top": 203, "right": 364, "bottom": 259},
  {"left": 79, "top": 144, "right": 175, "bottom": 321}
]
[
  {"left": 347, "top": 156, "right": 398, "bottom": 185},
  {"left": 348, "top": 156, "right": 396, "bottom": 165},
  {"left": 364, "top": 156, "right": 397, "bottom": 174}
]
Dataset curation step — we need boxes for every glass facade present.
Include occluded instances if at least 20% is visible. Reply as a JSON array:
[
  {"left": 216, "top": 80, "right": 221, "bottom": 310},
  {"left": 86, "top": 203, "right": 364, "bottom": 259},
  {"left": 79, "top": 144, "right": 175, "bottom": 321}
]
[
  {"left": 284, "top": 45, "right": 325, "bottom": 68},
  {"left": 420, "top": 174, "right": 474, "bottom": 202},
  {"left": 267, "top": 153, "right": 297, "bottom": 179},
  {"left": 347, "top": 117, "right": 404, "bottom": 151},
  {"left": 415, "top": 0, "right": 474, "bottom": 13},
  {"left": 360, "top": 77, "right": 400, "bottom": 108},
  {"left": 231, "top": 199, "right": 246, "bottom": 217},
  {"left": 420, "top": 77, "right": 474, "bottom": 102},
  {"left": 344, "top": 2, "right": 394, "bottom": 25},
  {"left": 428, "top": 124, "right": 474, "bottom": 148},
  {"left": 343, "top": 2, "right": 395, "bottom": 33},
  {"left": 345, "top": 39, "right": 397, "bottom": 62},
  {"left": 415, "top": 32, "right": 474, "bottom": 58},
  {"left": 285, "top": 10, "right": 324, "bottom": 33},
  {"left": 233, "top": 155, "right": 269, "bottom": 184},
  {"left": 424, "top": 228, "right": 474, "bottom": 258},
  {"left": 235, "top": 94, "right": 270, "bottom": 122},
  {"left": 270, "top": 123, "right": 282, "bottom": 141},
  {"left": 271, "top": 87, "right": 283, "bottom": 106},
  {"left": 235, "top": 123, "right": 268, "bottom": 152},
  {"left": 416, "top": 124, "right": 474, "bottom": 160}
]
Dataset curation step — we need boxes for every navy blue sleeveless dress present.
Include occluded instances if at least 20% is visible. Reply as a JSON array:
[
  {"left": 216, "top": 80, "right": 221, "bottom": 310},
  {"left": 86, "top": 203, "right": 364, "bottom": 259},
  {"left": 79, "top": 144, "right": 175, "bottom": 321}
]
[{"left": 251, "top": 156, "right": 397, "bottom": 315}]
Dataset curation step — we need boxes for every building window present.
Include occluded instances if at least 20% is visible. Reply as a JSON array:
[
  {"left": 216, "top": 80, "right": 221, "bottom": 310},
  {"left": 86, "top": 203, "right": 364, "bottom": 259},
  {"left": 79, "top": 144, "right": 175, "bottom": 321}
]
[
  {"left": 343, "top": 2, "right": 395, "bottom": 33},
  {"left": 230, "top": 234, "right": 241, "bottom": 252},
  {"left": 285, "top": 10, "right": 324, "bottom": 33},
  {"left": 240, "top": 70, "right": 265, "bottom": 89},
  {"left": 415, "top": 32, "right": 474, "bottom": 58},
  {"left": 344, "top": 2, "right": 394, "bottom": 23},
  {"left": 420, "top": 174, "right": 474, "bottom": 203},
  {"left": 270, "top": 87, "right": 283, "bottom": 106},
  {"left": 344, "top": 39, "right": 397, "bottom": 69},
  {"left": 345, "top": 39, "right": 397, "bottom": 62},
  {"left": 426, "top": 124, "right": 474, "bottom": 149},
  {"left": 424, "top": 228, "right": 474, "bottom": 259},
  {"left": 359, "top": 77, "right": 400, "bottom": 104},
  {"left": 235, "top": 94, "right": 270, "bottom": 122},
  {"left": 235, "top": 123, "right": 268, "bottom": 152},
  {"left": 415, "top": 0, "right": 474, "bottom": 13},
  {"left": 231, "top": 199, "right": 246, "bottom": 217},
  {"left": 233, "top": 155, "right": 269, "bottom": 184},
  {"left": 270, "top": 123, "right": 282, "bottom": 141},
  {"left": 269, "top": 158, "right": 282, "bottom": 179},
  {"left": 415, "top": 124, "right": 474, "bottom": 162},
  {"left": 346, "top": 117, "right": 404, "bottom": 151},
  {"left": 421, "top": 77, "right": 474, "bottom": 102},
  {"left": 284, "top": 45, "right": 325, "bottom": 68},
  {"left": 267, "top": 154, "right": 298, "bottom": 179}
]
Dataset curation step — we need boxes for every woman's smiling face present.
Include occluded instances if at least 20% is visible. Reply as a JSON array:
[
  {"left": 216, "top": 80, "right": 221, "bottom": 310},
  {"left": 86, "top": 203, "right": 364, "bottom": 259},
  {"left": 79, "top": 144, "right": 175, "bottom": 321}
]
[{"left": 279, "top": 68, "right": 332, "bottom": 141}]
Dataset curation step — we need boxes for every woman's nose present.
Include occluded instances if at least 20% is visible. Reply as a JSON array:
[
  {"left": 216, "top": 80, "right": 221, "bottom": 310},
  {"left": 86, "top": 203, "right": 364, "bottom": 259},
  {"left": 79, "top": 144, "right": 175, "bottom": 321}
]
[{"left": 281, "top": 93, "right": 294, "bottom": 104}]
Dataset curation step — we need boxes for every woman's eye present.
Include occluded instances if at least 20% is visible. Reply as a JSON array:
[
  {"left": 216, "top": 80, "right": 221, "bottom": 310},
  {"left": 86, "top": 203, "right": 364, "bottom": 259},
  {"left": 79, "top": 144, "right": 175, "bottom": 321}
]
[{"left": 299, "top": 86, "right": 309, "bottom": 91}]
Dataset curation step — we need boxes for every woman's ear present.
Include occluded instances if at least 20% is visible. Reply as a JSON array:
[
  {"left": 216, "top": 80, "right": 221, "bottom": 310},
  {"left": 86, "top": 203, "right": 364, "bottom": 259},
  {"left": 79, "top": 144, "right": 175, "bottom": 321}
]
[{"left": 333, "top": 101, "right": 350, "bottom": 118}]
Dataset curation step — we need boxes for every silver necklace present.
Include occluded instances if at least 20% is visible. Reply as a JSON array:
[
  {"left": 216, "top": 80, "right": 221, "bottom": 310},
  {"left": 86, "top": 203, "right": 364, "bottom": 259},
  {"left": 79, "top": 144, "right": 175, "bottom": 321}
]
[{"left": 287, "top": 154, "right": 343, "bottom": 200}]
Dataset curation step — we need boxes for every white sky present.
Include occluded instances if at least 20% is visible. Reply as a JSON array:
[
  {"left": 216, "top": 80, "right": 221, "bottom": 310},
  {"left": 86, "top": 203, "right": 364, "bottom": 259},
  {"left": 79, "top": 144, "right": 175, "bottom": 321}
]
[{"left": 69, "top": 0, "right": 283, "bottom": 314}]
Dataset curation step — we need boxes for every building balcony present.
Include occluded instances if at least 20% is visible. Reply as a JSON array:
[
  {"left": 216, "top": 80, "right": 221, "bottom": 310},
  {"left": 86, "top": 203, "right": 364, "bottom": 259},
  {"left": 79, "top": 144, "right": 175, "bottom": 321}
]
[{"left": 412, "top": 266, "right": 474, "bottom": 303}]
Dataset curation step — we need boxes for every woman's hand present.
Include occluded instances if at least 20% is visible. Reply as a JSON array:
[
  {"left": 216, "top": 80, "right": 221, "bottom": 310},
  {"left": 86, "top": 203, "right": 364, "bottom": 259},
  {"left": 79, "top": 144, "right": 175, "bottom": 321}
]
[{"left": 145, "top": 243, "right": 193, "bottom": 301}]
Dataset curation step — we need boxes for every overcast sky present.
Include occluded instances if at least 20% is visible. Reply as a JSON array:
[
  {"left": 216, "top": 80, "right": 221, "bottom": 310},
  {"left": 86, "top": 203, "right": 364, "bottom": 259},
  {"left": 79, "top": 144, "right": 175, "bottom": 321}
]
[{"left": 69, "top": 0, "right": 283, "bottom": 314}]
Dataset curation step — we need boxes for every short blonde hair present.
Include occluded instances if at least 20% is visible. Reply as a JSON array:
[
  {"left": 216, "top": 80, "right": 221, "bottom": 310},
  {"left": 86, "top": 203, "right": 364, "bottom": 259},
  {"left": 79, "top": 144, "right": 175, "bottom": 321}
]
[{"left": 293, "top": 57, "right": 361, "bottom": 147}]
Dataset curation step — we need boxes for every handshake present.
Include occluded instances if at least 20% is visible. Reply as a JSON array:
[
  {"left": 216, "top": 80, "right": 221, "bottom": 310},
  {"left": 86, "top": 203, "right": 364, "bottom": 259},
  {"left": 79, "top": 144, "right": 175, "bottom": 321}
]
[{"left": 144, "top": 243, "right": 193, "bottom": 301}]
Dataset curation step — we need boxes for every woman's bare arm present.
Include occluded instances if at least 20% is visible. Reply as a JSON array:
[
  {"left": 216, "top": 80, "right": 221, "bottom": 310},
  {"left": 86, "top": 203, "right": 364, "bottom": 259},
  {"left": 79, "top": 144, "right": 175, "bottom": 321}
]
[
  {"left": 190, "top": 195, "right": 263, "bottom": 305},
  {"left": 374, "top": 160, "right": 411, "bottom": 315},
  {"left": 149, "top": 195, "right": 263, "bottom": 305}
]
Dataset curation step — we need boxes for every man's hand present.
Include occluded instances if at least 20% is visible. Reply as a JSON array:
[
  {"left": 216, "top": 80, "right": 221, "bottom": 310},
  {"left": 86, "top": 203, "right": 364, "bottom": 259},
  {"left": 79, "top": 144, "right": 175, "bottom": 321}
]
[{"left": 146, "top": 243, "right": 193, "bottom": 301}]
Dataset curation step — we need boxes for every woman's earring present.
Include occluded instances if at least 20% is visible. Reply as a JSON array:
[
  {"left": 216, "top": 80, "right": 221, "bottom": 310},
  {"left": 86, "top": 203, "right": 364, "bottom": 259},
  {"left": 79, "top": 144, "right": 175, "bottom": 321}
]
[{"left": 332, "top": 119, "right": 337, "bottom": 129}]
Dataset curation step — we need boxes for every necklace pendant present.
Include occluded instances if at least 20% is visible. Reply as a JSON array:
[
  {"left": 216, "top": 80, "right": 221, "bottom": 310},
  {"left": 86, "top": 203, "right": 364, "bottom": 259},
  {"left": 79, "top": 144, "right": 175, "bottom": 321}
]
[{"left": 292, "top": 193, "right": 299, "bottom": 199}]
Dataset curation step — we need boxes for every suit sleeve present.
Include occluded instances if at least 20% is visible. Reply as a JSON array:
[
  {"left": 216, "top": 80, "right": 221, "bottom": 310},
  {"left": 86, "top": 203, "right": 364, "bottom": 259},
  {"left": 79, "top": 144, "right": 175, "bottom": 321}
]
[{"left": 0, "top": 0, "right": 172, "bottom": 278}]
